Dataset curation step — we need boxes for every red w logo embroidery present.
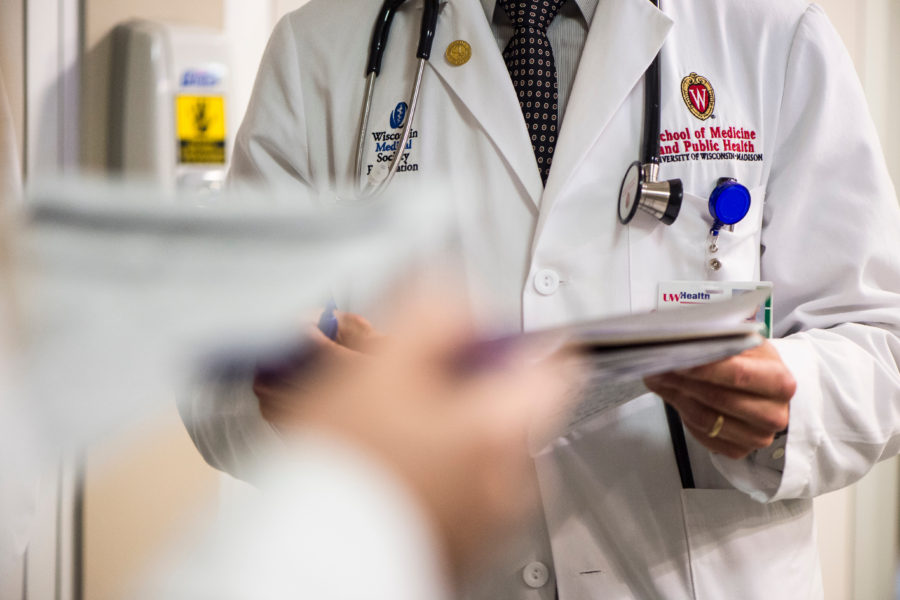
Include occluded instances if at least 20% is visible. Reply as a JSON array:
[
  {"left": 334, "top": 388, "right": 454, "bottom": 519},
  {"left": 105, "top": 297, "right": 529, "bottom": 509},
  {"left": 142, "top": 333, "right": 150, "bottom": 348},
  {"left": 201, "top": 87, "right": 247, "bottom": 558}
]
[
  {"left": 681, "top": 73, "right": 715, "bottom": 120},
  {"left": 663, "top": 294, "right": 680, "bottom": 303},
  {"left": 688, "top": 85, "right": 708, "bottom": 113}
]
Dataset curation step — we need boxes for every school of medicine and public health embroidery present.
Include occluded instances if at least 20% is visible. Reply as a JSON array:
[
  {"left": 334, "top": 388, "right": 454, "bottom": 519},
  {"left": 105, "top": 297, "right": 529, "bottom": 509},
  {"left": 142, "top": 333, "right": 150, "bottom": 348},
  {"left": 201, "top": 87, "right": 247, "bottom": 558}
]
[
  {"left": 660, "top": 72, "right": 764, "bottom": 164},
  {"left": 659, "top": 125, "right": 763, "bottom": 163}
]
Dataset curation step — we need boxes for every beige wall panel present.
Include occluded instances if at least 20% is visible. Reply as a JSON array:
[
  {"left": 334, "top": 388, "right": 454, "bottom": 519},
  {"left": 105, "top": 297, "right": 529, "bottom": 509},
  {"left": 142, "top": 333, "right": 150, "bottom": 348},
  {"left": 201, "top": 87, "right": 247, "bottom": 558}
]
[
  {"left": 878, "top": 0, "right": 900, "bottom": 188},
  {"left": 810, "top": 3, "right": 899, "bottom": 597},
  {"left": 818, "top": 0, "right": 899, "bottom": 188},
  {"left": 0, "top": 0, "right": 24, "bottom": 168},
  {"left": 83, "top": 406, "right": 218, "bottom": 600},
  {"left": 815, "top": 487, "right": 856, "bottom": 600},
  {"left": 274, "top": 0, "right": 312, "bottom": 19},
  {"left": 815, "top": 0, "right": 863, "bottom": 68},
  {"left": 81, "top": 0, "right": 224, "bottom": 171},
  {"left": 853, "top": 458, "right": 900, "bottom": 600},
  {"left": 81, "top": 0, "right": 226, "bottom": 577},
  {"left": 85, "top": 0, "right": 224, "bottom": 49}
]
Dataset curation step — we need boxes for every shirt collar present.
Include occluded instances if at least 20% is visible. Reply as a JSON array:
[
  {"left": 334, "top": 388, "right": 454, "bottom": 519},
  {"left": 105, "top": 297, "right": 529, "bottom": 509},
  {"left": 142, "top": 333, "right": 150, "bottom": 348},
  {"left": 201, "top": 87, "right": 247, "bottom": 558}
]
[{"left": 480, "top": 0, "right": 598, "bottom": 28}]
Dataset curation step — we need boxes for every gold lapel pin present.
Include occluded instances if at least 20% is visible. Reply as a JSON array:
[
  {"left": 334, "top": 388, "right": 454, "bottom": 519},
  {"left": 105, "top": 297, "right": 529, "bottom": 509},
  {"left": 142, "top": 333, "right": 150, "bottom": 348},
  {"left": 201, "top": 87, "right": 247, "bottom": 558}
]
[{"left": 445, "top": 40, "right": 472, "bottom": 66}]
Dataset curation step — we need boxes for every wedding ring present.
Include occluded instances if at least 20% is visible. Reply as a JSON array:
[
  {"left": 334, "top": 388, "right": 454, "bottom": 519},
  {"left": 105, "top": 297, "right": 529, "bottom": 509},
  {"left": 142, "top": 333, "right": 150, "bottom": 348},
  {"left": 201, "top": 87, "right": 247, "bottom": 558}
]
[{"left": 708, "top": 414, "right": 725, "bottom": 439}]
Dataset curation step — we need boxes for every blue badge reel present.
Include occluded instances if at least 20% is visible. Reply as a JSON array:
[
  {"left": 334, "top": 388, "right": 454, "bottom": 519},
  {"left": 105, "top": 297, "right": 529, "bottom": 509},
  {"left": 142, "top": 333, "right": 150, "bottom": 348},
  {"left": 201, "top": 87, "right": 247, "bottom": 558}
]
[
  {"left": 709, "top": 178, "right": 751, "bottom": 229},
  {"left": 706, "top": 178, "right": 751, "bottom": 272}
]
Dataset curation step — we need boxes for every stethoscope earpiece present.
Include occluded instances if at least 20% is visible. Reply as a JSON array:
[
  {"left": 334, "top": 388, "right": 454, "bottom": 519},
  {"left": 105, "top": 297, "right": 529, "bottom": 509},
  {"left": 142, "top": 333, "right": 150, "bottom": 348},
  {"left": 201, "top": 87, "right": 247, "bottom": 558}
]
[{"left": 618, "top": 161, "right": 684, "bottom": 226}]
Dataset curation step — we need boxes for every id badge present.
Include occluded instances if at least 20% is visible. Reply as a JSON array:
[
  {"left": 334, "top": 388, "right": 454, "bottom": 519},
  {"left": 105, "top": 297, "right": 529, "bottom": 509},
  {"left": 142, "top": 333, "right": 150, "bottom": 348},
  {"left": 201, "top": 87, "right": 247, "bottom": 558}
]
[{"left": 658, "top": 281, "right": 773, "bottom": 338}]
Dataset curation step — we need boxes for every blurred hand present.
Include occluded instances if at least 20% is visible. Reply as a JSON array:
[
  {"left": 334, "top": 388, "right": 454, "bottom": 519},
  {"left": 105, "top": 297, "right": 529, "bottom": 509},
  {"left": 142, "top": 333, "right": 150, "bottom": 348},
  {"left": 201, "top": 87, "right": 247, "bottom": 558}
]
[
  {"left": 644, "top": 340, "right": 795, "bottom": 460},
  {"left": 255, "top": 291, "right": 575, "bottom": 577},
  {"left": 253, "top": 310, "right": 383, "bottom": 427}
]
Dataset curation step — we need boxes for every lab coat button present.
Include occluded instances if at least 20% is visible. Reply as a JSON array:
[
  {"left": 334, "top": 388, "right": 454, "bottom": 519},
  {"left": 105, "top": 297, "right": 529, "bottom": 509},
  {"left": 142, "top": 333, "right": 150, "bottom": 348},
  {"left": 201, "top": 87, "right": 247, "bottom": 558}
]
[
  {"left": 772, "top": 448, "right": 785, "bottom": 460},
  {"left": 522, "top": 561, "right": 550, "bottom": 588},
  {"left": 534, "top": 269, "right": 560, "bottom": 295}
]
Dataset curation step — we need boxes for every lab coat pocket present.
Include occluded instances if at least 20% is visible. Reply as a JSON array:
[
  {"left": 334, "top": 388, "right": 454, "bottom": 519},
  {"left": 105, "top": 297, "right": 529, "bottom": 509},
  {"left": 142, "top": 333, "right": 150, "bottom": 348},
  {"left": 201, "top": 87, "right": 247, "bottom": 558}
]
[
  {"left": 688, "top": 184, "right": 766, "bottom": 282},
  {"left": 627, "top": 185, "right": 766, "bottom": 311},
  {"left": 680, "top": 488, "right": 821, "bottom": 600}
]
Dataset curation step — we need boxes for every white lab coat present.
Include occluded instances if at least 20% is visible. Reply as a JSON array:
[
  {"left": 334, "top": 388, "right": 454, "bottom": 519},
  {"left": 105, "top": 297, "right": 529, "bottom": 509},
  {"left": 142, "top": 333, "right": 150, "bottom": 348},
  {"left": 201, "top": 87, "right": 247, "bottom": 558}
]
[
  {"left": 144, "top": 432, "right": 453, "bottom": 600},
  {"left": 184, "top": 0, "right": 900, "bottom": 598}
]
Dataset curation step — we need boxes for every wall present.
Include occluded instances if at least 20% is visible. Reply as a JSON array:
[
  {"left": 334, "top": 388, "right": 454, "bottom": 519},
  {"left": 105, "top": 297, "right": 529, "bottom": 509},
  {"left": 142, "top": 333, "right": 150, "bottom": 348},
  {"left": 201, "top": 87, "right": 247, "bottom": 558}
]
[
  {"left": 858, "top": 0, "right": 900, "bottom": 188},
  {"left": 83, "top": 409, "right": 219, "bottom": 600},
  {"left": 224, "top": 0, "right": 310, "bottom": 127},
  {"left": 77, "top": 4, "right": 315, "bottom": 598},
  {"left": 80, "top": 0, "right": 224, "bottom": 171},
  {"left": 79, "top": 3, "right": 225, "bottom": 599},
  {"left": 0, "top": 0, "right": 24, "bottom": 168},
  {"left": 80, "top": 0, "right": 309, "bottom": 172},
  {"left": 273, "top": 0, "right": 311, "bottom": 18},
  {"left": 806, "top": 3, "right": 900, "bottom": 599},
  {"left": 817, "top": 0, "right": 900, "bottom": 186}
]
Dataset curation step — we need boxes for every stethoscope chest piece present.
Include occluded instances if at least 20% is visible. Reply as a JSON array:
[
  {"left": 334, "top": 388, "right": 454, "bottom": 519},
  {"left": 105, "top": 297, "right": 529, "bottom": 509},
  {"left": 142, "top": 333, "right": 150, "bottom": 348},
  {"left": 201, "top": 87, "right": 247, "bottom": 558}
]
[{"left": 618, "top": 161, "right": 683, "bottom": 226}]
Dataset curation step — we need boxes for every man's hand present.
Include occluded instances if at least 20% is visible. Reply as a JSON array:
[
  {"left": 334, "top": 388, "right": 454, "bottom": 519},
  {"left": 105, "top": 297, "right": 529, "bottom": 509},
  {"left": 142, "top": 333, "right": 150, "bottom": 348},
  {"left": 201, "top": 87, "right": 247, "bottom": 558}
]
[{"left": 644, "top": 340, "right": 796, "bottom": 460}]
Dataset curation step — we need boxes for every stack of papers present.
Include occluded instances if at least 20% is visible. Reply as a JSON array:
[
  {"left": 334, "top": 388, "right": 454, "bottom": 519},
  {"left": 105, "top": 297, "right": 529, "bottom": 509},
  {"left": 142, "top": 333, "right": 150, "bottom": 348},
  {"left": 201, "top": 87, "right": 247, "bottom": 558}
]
[
  {"left": 16, "top": 179, "right": 453, "bottom": 447},
  {"left": 533, "top": 290, "right": 767, "bottom": 431}
]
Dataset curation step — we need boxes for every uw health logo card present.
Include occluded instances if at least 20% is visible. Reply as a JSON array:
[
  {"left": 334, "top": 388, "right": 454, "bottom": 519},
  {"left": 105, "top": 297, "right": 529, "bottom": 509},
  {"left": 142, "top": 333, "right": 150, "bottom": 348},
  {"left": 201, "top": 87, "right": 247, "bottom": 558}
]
[{"left": 658, "top": 281, "right": 773, "bottom": 338}]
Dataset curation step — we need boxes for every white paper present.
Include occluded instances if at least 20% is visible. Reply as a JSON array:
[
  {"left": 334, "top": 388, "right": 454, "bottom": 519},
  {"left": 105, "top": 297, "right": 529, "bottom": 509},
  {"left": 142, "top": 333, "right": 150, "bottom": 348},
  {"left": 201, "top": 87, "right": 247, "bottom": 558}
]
[
  {"left": 15, "top": 179, "right": 454, "bottom": 448},
  {"left": 537, "top": 290, "right": 769, "bottom": 433},
  {"left": 564, "top": 334, "right": 762, "bottom": 432},
  {"left": 552, "top": 287, "right": 768, "bottom": 348}
]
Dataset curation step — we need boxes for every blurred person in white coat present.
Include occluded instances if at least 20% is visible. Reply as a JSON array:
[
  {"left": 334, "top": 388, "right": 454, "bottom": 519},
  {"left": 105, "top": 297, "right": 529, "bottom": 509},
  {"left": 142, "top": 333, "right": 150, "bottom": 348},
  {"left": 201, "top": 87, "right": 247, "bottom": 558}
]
[
  {"left": 181, "top": 0, "right": 900, "bottom": 598},
  {"left": 170, "top": 294, "right": 575, "bottom": 600}
]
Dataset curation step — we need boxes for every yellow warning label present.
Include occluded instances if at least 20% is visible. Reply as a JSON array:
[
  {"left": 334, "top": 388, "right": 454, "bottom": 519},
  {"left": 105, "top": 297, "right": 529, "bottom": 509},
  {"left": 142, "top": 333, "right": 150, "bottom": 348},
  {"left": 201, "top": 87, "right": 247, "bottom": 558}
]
[{"left": 175, "top": 95, "right": 226, "bottom": 164}]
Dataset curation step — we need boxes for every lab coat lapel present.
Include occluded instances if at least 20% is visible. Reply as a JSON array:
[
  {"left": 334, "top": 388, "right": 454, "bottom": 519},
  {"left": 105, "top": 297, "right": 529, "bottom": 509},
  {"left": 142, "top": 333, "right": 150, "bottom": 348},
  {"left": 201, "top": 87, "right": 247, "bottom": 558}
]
[
  {"left": 428, "top": 0, "right": 544, "bottom": 209},
  {"left": 541, "top": 0, "right": 673, "bottom": 212}
]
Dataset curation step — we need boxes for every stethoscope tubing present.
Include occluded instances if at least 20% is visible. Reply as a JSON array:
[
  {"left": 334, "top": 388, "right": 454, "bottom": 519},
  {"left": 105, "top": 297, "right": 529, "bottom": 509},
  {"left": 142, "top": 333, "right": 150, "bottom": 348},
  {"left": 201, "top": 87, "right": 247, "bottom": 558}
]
[
  {"left": 642, "top": 47, "right": 662, "bottom": 167},
  {"left": 361, "top": 58, "right": 426, "bottom": 197},
  {"left": 356, "top": 0, "right": 439, "bottom": 198},
  {"left": 642, "top": 0, "right": 662, "bottom": 167},
  {"left": 355, "top": 74, "right": 378, "bottom": 181}
]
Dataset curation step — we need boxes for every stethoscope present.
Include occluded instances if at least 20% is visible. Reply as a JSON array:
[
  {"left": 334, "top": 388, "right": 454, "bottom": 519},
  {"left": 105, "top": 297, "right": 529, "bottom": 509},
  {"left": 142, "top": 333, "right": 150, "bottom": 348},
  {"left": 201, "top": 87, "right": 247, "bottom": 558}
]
[
  {"left": 616, "top": 0, "right": 751, "bottom": 237},
  {"left": 355, "top": 0, "right": 439, "bottom": 197},
  {"left": 356, "top": 0, "right": 752, "bottom": 239}
]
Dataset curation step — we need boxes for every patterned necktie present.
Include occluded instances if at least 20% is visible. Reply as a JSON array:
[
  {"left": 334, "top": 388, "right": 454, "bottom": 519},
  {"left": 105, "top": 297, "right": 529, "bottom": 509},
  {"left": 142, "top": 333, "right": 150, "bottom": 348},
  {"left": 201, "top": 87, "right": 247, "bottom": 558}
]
[{"left": 499, "top": 0, "right": 568, "bottom": 185}]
